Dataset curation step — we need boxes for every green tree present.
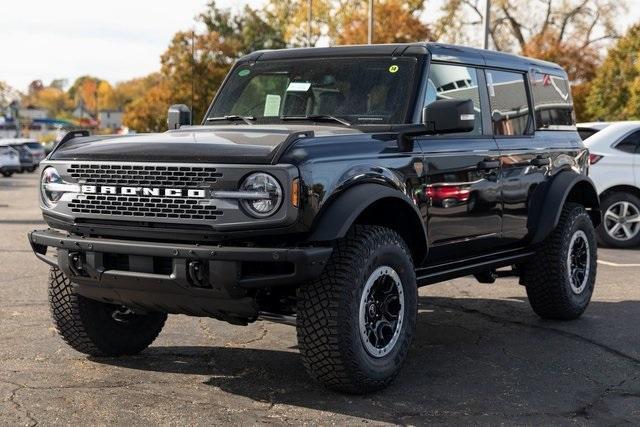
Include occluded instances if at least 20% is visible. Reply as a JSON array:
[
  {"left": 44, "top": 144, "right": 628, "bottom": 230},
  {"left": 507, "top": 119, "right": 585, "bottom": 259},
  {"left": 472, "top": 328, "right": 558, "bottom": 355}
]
[{"left": 587, "top": 24, "right": 640, "bottom": 120}]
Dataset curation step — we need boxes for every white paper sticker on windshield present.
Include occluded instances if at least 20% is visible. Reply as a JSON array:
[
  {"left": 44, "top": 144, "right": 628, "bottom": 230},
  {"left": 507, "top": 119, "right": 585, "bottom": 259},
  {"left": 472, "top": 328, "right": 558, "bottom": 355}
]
[
  {"left": 286, "top": 82, "right": 311, "bottom": 92},
  {"left": 263, "top": 94, "right": 281, "bottom": 117}
]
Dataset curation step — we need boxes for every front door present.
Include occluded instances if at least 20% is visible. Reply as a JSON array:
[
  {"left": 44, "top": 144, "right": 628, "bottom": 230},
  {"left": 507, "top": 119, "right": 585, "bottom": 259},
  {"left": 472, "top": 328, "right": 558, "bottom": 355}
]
[{"left": 418, "top": 62, "right": 502, "bottom": 263}]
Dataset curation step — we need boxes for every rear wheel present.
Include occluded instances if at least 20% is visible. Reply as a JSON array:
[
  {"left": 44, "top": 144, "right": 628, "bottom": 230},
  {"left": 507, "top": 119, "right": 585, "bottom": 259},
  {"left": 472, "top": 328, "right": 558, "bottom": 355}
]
[
  {"left": 521, "top": 203, "right": 597, "bottom": 320},
  {"left": 297, "top": 225, "right": 417, "bottom": 394},
  {"left": 597, "top": 192, "right": 640, "bottom": 248},
  {"left": 49, "top": 267, "right": 167, "bottom": 356},
  {"left": 1, "top": 171, "right": 12, "bottom": 177}
]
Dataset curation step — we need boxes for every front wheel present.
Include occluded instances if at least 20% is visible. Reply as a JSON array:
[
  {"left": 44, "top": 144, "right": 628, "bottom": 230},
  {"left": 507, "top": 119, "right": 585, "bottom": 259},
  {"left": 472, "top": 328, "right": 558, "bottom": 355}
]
[
  {"left": 1, "top": 171, "right": 12, "bottom": 177},
  {"left": 49, "top": 267, "right": 167, "bottom": 356},
  {"left": 520, "top": 203, "right": 597, "bottom": 320},
  {"left": 296, "top": 225, "right": 417, "bottom": 394}
]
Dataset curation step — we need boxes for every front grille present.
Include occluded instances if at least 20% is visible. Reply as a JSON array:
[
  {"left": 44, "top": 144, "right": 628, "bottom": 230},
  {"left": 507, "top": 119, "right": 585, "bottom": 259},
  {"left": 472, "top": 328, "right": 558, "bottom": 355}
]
[
  {"left": 68, "top": 194, "right": 223, "bottom": 220},
  {"left": 67, "top": 164, "right": 223, "bottom": 187},
  {"left": 66, "top": 163, "right": 225, "bottom": 221}
]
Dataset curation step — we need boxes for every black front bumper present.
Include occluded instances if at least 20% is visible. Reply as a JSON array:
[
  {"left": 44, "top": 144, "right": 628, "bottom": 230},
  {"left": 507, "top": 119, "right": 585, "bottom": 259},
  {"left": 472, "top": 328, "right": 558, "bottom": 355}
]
[{"left": 29, "top": 229, "right": 332, "bottom": 321}]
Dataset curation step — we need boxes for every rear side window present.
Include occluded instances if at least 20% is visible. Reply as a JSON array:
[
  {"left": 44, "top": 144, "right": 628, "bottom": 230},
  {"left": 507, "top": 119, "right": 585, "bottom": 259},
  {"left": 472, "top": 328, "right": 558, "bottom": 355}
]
[
  {"left": 615, "top": 131, "right": 640, "bottom": 154},
  {"left": 485, "top": 70, "right": 532, "bottom": 136},
  {"left": 530, "top": 72, "right": 575, "bottom": 129},
  {"left": 577, "top": 127, "right": 601, "bottom": 141},
  {"left": 424, "top": 63, "right": 483, "bottom": 135}
]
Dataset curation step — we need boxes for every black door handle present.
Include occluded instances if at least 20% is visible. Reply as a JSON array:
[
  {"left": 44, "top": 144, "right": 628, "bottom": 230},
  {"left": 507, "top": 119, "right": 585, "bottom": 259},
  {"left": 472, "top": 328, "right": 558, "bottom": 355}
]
[
  {"left": 531, "top": 156, "right": 551, "bottom": 166},
  {"left": 478, "top": 160, "right": 500, "bottom": 169}
]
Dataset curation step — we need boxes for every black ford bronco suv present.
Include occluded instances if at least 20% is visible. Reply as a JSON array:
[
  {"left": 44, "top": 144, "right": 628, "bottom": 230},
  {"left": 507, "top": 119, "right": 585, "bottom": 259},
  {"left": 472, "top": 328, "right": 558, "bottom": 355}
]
[{"left": 29, "top": 43, "right": 600, "bottom": 394}]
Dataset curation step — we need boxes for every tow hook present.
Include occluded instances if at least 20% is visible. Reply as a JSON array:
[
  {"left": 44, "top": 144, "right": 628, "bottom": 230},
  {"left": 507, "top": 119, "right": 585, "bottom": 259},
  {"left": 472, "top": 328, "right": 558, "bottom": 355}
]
[
  {"left": 187, "top": 261, "right": 209, "bottom": 288},
  {"left": 68, "top": 251, "right": 84, "bottom": 276}
]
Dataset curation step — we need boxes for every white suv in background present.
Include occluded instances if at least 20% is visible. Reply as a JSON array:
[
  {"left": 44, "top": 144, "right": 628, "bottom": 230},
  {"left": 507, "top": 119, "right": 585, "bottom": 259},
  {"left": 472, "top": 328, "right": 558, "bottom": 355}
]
[{"left": 579, "top": 121, "right": 640, "bottom": 247}]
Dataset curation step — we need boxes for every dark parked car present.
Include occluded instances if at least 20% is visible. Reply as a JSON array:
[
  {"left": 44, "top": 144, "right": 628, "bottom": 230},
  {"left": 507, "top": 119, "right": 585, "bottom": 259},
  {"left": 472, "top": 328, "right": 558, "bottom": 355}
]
[
  {"left": 22, "top": 139, "right": 47, "bottom": 167},
  {"left": 29, "top": 43, "right": 600, "bottom": 393}
]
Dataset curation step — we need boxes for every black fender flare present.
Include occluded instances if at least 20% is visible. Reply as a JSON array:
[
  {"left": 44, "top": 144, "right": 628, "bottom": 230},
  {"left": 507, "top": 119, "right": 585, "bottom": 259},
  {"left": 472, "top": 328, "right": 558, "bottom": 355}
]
[
  {"left": 529, "top": 171, "right": 601, "bottom": 244},
  {"left": 307, "top": 183, "right": 429, "bottom": 262}
]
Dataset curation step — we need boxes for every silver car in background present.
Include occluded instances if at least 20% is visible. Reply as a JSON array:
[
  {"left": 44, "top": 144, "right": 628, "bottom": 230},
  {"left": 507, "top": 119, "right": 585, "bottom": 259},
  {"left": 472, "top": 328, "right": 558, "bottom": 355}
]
[{"left": 0, "top": 145, "right": 21, "bottom": 177}]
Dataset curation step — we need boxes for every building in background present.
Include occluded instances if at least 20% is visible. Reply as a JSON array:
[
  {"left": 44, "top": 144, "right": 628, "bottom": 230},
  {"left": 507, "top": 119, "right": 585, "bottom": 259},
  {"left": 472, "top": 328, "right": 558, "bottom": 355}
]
[
  {"left": 98, "top": 109, "right": 123, "bottom": 131},
  {"left": 19, "top": 105, "right": 47, "bottom": 121}
]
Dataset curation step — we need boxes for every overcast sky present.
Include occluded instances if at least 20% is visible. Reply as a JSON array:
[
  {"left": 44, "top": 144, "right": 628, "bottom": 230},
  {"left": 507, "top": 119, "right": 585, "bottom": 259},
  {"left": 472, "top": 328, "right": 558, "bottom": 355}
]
[
  {"left": 1, "top": 0, "right": 254, "bottom": 92},
  {"left": 2, "top": 0, "right": 639, "bottom": 92}
]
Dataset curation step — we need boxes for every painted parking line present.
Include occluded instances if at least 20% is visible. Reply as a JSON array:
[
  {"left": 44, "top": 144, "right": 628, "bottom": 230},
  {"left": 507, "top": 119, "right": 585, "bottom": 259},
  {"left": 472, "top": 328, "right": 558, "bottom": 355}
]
[{"left": 598, "top": 260, "right": 640, "bottom": 267}]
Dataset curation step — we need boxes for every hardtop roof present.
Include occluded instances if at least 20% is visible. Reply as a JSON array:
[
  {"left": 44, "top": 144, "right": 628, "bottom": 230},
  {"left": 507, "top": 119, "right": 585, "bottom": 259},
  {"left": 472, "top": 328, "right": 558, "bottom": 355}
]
[{"left": 239, "top": 42, "right": 566, "bottom": 77}]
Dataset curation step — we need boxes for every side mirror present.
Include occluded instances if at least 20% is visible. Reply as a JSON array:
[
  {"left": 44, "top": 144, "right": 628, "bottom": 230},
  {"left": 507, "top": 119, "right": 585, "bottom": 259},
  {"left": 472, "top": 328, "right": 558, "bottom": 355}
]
[
  {"left": 422, "top": 99, "right": 475, "bottom": 134},
  {"left": 167, "top": 104, "right": 192, "bottom": 130},
  {"left": 396, "top": 99, "right": 476, "bottom": 152}
]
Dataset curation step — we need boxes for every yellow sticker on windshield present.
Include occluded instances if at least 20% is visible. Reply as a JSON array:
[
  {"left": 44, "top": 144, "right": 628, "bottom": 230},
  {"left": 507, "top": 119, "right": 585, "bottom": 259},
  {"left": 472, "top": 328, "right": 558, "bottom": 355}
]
[{"left": 389, "top": 65, "right": 399, "bottom": 73}]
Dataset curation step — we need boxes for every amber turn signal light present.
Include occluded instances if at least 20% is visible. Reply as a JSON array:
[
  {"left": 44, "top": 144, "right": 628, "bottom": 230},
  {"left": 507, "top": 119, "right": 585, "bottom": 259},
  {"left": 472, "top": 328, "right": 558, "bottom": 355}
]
[{"left": 291, "top": 178, "right": 300, "bottom": 207}]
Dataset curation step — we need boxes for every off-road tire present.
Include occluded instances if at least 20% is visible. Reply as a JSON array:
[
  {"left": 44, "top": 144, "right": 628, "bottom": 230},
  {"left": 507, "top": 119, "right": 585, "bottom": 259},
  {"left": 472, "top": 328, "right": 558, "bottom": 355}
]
[
  {"left": 49, "top": 267, "right": 167, "bottom": 356},
  {"left": 297, "top": 225, "right": 417, "bottom": 394},
  {"left": 597, "top": 191, "right": 640, "bottom": 248},
  {"left": 521, "top": 203, "right": 597, "bottom": 320}
]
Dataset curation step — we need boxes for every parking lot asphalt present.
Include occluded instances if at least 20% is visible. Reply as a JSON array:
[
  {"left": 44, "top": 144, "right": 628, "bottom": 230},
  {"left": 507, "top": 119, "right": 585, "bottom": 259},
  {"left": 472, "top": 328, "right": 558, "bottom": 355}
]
[{"left": 1, "top": 172, "right": 639, "bottom": 426}]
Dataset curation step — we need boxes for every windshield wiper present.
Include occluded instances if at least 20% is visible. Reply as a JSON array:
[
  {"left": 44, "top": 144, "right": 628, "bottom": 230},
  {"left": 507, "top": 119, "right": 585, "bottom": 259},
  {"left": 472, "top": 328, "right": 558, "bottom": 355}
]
[
  {"left": 206, "top": 115, "right": 256, "bottom": 125},
  {"left": 280, "top": 114, "right": 352, "bottom": 127}
]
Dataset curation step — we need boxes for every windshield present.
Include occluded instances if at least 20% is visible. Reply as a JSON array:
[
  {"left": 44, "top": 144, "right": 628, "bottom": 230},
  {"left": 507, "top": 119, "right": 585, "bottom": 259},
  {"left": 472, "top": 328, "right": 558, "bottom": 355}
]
[
  {"left": 208, "top": 57, "right": 418, "bottom": 125},
  {"left": 25, "top": 142, "right": 42, "bottom": 150}
]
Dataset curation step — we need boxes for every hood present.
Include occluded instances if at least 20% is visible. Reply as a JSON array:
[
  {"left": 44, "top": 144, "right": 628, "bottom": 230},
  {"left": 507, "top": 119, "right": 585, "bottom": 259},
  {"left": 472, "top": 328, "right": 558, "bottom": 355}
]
[{"left": 49, "top": 124, "right": 363, "bottom": 164}]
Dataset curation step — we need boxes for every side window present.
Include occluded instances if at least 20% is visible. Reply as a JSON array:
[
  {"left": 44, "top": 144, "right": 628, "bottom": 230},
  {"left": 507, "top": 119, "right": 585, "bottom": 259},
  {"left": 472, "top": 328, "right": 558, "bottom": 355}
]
[
  {"left": 530, "top": 72, "right": 575, "bottom": 129},
  {"left": 615, "top": 131, "right": 640, "bottom": 154},
  {"left": 485, "top": 70, "right": 532, "bottom": 136},
  {"left": 425, "top": 63, "right": 482, "bottom": 136}
]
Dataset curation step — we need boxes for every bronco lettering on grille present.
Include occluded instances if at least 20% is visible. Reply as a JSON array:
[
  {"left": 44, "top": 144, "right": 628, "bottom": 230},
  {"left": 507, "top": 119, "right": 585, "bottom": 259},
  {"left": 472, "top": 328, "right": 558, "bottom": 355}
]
[{"left": 80, "top": 185, "right": 206, "bottom": 198}]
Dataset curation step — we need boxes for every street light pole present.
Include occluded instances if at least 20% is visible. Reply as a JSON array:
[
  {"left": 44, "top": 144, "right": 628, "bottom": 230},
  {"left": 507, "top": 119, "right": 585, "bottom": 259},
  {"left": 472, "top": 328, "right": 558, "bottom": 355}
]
[
  {"left": 368, "top": 0, "right": 374, "bottom": 44},
  {"left": 308, "top": 0, "right": 313, "bottom": 47},
  {"left": 482, "top": 0, "right": 490, "bottom": 49}
]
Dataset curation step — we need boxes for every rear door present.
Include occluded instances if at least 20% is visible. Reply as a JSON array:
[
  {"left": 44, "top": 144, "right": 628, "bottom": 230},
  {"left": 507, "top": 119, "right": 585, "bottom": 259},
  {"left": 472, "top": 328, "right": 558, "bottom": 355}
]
[
  {"left": 487, "top": 68, "right": 578, "bottom": 246},
  {"left": 417, "top": 62, "right": 502, "bottom": 263},
  {"left": 615, "top": 130, "right": 640, "bottom": 187},
  {"left": 636, "top": 135, "right": 640, "bottom": 188}
]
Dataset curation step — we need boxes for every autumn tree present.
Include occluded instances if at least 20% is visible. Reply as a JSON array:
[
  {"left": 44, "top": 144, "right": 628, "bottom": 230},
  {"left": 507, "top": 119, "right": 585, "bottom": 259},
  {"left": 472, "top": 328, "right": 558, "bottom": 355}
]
[
  {"left": 123, "top": 80, "right": 173, "bottom": 132},
  {"left": 29, "top": 87, "right": 73, "bottom": 118},
  {"left": 264, "top": 0, "right": 432, "bottom": 46},
  {"left": 263, "top": 0, "right": 332, "bottom": 47},
  {"left": 0, "top": 81, "right": 10, "bottom": 110},
  {"left": 334, "top": 0, "right": 432, "bottom": 44},
  {"left": 586, "top": 24, "right": 640, "bottom": 120},
  {"left": 436, "top": 0, "right": 627, "bottom": 120},
  {"left": 111, "top": 73, "right": 163, "bottom": 111}
]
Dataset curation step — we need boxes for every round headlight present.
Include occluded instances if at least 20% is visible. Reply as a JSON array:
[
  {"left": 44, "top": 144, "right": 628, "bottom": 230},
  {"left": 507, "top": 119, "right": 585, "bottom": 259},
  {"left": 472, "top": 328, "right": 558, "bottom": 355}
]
[
  {"left": 240, "top": 173, "right": 283, "bottom": 218},
  {"left": 41, "top": 166, "right": 64, "bottom": 208}
]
